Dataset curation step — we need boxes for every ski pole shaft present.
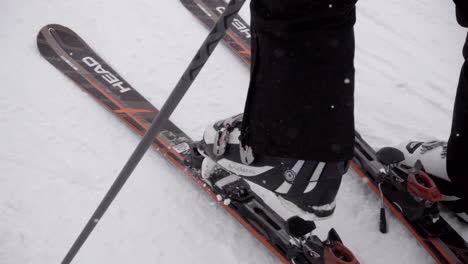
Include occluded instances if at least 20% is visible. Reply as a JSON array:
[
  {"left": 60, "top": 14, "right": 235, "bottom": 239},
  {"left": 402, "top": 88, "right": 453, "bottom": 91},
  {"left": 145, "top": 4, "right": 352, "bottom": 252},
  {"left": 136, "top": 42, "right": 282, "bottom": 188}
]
[{"left": 62, "top": 1, "right": 246, "bottom": 263}]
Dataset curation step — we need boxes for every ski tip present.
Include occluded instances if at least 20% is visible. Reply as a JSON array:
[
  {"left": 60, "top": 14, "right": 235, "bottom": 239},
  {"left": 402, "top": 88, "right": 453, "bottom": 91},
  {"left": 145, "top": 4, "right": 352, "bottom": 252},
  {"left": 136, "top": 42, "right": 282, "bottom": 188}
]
[
  {"left": 37, "top": 24, "right": 74, "bottom": 42},
  {"left": 37, "top": 24, "right": 66, "bottom": 51},
  {"left": 37, "top": 24, "right": 83, "bottom": 58},
  {"left": 38, "top": 23, "right": 63, "bottom": 37}
]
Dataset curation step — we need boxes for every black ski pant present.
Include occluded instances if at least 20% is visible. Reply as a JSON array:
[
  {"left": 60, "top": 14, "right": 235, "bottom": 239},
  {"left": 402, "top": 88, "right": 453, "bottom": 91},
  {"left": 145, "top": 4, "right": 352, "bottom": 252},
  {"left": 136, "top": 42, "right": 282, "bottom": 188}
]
[
  {"left": 448, "top": 1, "right": 468, "bottom": 203},
  {"left": 241, "top": 0, "right": 467, "bottom": 201},
  {"left": 241, "top": 0, "right": 357, "bottom": 162}
]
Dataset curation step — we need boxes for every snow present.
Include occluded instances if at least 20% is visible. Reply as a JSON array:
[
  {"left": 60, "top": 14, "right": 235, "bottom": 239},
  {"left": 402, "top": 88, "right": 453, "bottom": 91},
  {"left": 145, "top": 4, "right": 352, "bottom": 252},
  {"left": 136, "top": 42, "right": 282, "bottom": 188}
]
[{"left": 0, "top": 0, "right": 467, "bottom": 263}]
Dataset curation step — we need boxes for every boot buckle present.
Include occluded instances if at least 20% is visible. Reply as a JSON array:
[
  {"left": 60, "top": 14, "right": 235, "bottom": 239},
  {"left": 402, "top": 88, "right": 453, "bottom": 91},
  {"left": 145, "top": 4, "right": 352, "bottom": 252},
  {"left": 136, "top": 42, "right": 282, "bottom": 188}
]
[
  {"left": 240, "top": 143, "right": 254, "bottom": 165},
  {"left": 213, "top": 127, "right": 229, "bottom": 156}
]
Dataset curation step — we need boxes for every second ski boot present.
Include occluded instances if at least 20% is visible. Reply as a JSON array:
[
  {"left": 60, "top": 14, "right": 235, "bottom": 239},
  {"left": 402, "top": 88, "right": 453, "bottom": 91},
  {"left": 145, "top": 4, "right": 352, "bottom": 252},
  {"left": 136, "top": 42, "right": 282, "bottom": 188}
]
[
  {"left": 197, "top": 114, "right": 348, "bottom": 220},
  {"left": 396, "top": 140, "right": 468, "bottom": 223}
]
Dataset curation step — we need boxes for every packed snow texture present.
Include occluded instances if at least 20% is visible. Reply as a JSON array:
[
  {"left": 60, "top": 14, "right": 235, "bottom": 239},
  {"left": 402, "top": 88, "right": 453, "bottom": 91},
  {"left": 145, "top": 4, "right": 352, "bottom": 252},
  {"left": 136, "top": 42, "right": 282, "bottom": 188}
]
[{"left": 1, "top": 0, "right": 467, "bottom": 263}]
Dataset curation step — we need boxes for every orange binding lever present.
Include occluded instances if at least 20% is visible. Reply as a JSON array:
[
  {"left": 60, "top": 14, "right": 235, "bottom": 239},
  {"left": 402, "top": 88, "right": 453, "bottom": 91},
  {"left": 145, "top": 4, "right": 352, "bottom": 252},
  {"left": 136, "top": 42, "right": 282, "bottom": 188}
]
[
  {"left": 407, "top": 171, "right": 442, "bottom": 202},
  {"left": 324, "top": 241, "right": 360, "bottom": 264}
]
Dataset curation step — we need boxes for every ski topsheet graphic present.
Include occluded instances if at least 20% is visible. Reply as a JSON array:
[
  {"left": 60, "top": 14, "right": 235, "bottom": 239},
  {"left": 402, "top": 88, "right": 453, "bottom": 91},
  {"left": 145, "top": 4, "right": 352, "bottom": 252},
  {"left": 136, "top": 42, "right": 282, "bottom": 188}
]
[
  {"left": 181, "top": 0, "right": 468, "bottom": 264},
  {"left": 37, "top": 24, "right": 360, "bottom": 264},
  {"left": 181, "top": 0, "right": 251, "bottom": 65}
]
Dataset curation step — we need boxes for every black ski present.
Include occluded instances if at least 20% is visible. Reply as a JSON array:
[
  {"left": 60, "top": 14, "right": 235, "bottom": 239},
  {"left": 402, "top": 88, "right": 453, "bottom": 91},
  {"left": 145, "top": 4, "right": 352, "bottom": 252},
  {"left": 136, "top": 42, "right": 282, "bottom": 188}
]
[
  {"left": 181, "top": 0, "right": 251, "bottom": 65},
  {"left": 181, "top": 0, "right": 468, "bottom": 263},
  {"left": 37, "top": 24, "right": 358, "bottom": 264}
]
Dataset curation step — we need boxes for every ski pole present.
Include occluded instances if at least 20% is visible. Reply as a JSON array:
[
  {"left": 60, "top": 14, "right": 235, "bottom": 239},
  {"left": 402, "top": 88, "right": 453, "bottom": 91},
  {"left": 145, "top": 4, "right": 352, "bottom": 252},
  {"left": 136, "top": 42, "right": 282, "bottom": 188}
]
[{"left": 61, "top": 1, "right": 246, "bottom": 263}]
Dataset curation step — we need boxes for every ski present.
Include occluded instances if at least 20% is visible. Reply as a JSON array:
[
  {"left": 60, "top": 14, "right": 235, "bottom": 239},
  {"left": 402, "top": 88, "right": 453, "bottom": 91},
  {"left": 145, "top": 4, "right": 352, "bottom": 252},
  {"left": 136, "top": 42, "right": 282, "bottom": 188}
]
[
  {"left": 180, "top": 0, "right": 251, "bottom": 66},
  {"left": 180, "top": 0, "right": 468, "bottom": 263},
  {"left": 37, "top": 24, "right": 358, "bottom": 264},
  {"left": 181, "top": 0, "right": 252, "bottom": 65}
]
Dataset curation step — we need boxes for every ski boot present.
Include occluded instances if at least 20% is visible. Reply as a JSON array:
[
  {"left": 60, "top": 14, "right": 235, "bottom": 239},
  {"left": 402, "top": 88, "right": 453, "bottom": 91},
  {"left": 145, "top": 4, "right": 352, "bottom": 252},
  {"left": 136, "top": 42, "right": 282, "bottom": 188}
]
[
  {"left": 396, "top": 141, "right": 468, "bottom": 223},
  {"left": 186, "top": 139, "right": 360, "bottom": 263},
  {"left": 196, "top": 114, "right": 348, "bottom": 220}
]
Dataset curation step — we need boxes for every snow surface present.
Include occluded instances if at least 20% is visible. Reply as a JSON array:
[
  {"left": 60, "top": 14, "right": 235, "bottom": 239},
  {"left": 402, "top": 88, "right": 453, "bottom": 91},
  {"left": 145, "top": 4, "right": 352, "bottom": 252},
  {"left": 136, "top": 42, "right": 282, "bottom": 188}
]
[{"left": 1, "top": 0, "right": 467, "bottom": 263}]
